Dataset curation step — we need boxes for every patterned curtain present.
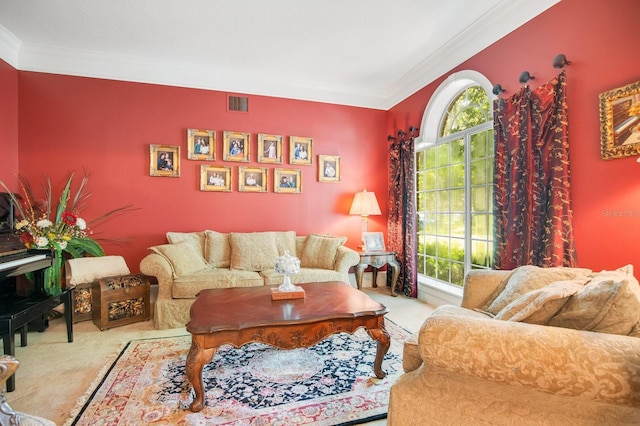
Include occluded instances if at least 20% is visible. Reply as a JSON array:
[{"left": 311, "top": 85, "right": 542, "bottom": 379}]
[
  {"left": 493, "top": 71, "right": 577, "bottom": 269},
  {"left": 387, "top": 130, "right": 418, "bottom": 297}
]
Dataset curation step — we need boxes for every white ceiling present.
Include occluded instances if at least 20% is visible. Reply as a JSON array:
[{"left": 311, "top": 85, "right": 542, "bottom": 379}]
[{"left": 0, "top": 0, "right": 559, "bottom": 110}]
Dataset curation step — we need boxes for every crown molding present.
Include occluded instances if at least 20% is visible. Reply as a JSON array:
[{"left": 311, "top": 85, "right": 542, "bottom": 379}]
[
  {"left": 385, "top": 0, "right": 560, "bottom": 108},
  {"left": 0, "top": 24, "right": 20, "bottom": 68}
]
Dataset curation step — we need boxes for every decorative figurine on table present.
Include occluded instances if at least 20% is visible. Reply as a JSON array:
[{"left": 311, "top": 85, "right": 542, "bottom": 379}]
[{"left": 272, "top": 250, "right": 305, "bottom": 300}]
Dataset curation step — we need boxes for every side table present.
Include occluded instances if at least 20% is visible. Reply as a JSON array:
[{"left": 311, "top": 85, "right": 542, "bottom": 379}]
[{"left": 355, "top": 251, "right": 400, "bottom": 296}]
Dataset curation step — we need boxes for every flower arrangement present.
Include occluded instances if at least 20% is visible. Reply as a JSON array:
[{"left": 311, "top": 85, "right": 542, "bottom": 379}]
[{"left": 1, "top": 172, "right": 133, "bottom": 295}]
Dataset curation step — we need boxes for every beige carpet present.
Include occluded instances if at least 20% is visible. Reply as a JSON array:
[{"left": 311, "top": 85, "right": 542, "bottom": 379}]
[{"left": 5, "top": 279, "right": 434, "bottom": 425}]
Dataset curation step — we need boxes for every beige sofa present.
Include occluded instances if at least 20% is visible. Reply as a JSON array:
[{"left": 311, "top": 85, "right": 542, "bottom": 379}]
[
  {"left": 389, "top": 265, "right": 640, "bottom": 425},
  {"left": 139, "top": 230, "right": 359, "bottom": 329}
]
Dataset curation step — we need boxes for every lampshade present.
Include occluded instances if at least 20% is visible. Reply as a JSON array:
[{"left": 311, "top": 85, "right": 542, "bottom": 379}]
[{"left": 349, "top": 189, "right": 381, "bottom": 217}]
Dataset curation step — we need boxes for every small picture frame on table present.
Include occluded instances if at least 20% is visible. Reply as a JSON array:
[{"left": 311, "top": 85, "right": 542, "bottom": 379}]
[
  {"left": 258, "top": 134, "right": 283, "bottom": 163},
  {"left": 289, "top": 136, "right": 313, "bottom": 165},
  {"left": 274, "top": 168, "right": 302, "bottom": 193},
  {"left": 318, "top": 155, "right": 340, "bottom": 182},
  {"left": 362, "top": 232, "right": 385, "bottom": 252},
  {"left": 239, "top": 167, "right": 268, "bottom": 192},
  {"left": 150, "top": 144, "right": 180, "bottom": 177},
  {"left": 200, "top": 165, "right": 232, "bottom": 192},
  {"left": 187, "top": 129, "right": 215, "bottom": 161},
  {"left": 223, "top": 131, "right": 250, "bottom": 162}
]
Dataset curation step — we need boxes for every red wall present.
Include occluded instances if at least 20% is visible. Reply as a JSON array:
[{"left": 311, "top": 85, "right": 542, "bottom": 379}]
[
  {"left": 0, "top": 60, "right": 19, "bottom": 190},
  {"left": 388, "top": 0, "right": 640, "bottom": 273},
  {"left": 5, "top": 0, "right": 640, "bottom": 275},
  {"left": 14, "top": 73, "right": 388, "bottom": 270}
]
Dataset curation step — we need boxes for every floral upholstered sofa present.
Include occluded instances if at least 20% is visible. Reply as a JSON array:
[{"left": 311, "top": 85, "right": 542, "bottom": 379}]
[
  {"left": 389, "top": 265, "right": 640, "bottom": 425},
  {"left": 139, "top": 230, "right": 359, "bottom": 329}
]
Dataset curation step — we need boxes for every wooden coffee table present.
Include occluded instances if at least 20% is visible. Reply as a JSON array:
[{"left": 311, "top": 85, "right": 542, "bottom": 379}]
[{"left": 185, "top": 281, "right": 390, "bottom": 412}]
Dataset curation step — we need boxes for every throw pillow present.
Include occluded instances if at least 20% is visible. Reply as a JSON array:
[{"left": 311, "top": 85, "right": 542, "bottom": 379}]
[
  {"left": 204, "top": 230, "right": 231, "bottom": 268},
  {"left": 166, "top": 231, "right": 206, "bottom": 259},
  {"left": 484, "top": 265, "right": 592, "bottom": 315},
  {"left": 274, "top": 231, "right": 297, "bottom": 256},
  {"left": 150, "top": 242, "right": 208, "bottom": 278},
  {"left": 494, "top": 279, "right": 587, "bottom": 324},
  {"left": 229, "top": 232, "right": 279, "bottom": 271},
  {"left": 300, "top": 234, "right": 347, "bottom": 269},
  {"left": 548, "top": 265, "right": 640, "bottom": 335}
]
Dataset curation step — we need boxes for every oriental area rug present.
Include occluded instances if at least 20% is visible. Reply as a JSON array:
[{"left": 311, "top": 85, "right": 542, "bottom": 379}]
[{"left": 65, "top": 320, "right": 410, "bottom": 425}]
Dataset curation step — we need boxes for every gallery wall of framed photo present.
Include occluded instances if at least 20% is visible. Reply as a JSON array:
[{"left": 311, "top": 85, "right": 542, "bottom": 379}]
[{"left": 151, "top": 129, "right": 340, "bottom": 193}]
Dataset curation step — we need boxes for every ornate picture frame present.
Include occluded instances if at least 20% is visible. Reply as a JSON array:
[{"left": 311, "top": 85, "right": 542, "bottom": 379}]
[
  {"left": 257, "top": 134, "right": 283, "bottom": 164},
  {"left": 318, "top": 155, "right": 340, "bottom": 182},
  {"left": 599, "top": 80, "right": 640, "bottom": 160},
  {"left": 150, "top": 144, "right": 180, "bottom": 177},
  {"left": 187, "top": 129, "right": 215, "bottom": 161},
  {"left": 223, "top": 131, "right": 250, "bottom": 162},
  {"left": 289, "top": 136, "right": 313, "bottom": 165},
  {"left": 362, "top": 232, "right": 385, "bottom": 252},
  {"left": 274, "top": 168, "right": 302, "bottom": 193},
  {"left": 200, "top": 165, "right": 231, "bottom": 192},
  {"left": 238, "top": 166, "right": 267, "bottom": 192}
]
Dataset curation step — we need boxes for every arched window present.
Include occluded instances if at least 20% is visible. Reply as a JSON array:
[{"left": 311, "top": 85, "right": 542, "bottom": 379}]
[{"left": 415, "top": 71, "right": 494, "bottom": 294}]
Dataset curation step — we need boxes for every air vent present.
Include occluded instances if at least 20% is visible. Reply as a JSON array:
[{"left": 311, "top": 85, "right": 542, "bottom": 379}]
[{"left": 228, "top": 95, "right": 249, "bottom": 112}]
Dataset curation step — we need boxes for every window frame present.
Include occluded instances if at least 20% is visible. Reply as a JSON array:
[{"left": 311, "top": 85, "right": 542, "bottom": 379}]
[{"left": 414, "top": 71, "right": 496, "bottom": 299}]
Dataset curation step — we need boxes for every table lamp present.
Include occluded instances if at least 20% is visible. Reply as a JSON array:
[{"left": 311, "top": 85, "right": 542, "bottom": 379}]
[{"left": 349, "top": 189, "right": 381, "bottom": 248}]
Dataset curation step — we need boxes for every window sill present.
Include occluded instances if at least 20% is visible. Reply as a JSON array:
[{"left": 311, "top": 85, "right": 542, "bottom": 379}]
[{"left": 417, "top": 276, "right": 463, "bottom": 307}]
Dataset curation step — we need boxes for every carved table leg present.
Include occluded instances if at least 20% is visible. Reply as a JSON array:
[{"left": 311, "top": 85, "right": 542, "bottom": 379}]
[
  {"left": 388, "top": 259, "right": 400, "bottom": 297},
  {"left": 355, "top": 263, "right": 366, "bottom": 290},
  {"left": 186, "top": 336, "right": 216, "bottom": 412},
  {"left": 367, "top": 326, "right": 390, "bottom": 379}
]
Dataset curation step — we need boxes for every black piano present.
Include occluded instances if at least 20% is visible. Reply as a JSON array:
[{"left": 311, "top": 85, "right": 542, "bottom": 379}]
[{"left": 0, "top": 192, "right": 73, "bottom": 391}]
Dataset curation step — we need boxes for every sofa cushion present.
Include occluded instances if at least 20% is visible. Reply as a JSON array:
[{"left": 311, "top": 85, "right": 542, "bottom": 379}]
[
  {"left": 260, "top": 268, "right": 343, "bottom": 285},
  {"left": 548, "top": 265, "right": 640, "bottom": 335},
  {"left": 484, "top": 265, "right": 592, "bottom": 315},
  {"left": 300, "top": 234, "right": 347, "bottom": 269},
  {"left": 172, "top": 268, "right": 263, "bottom": 298},
  {"left": 229, "top": 232, "right": 279, "bottom": 271},
  {"left": 494, "top": 279, "right": 586, "bottom": 324},
  {"left": 204, "top": 230, "right": 231, "bottom": 268},
  {"left": 150, "top": 242, "right": 208, "bottom": 278},
  {"left": 166, "top": 231, "right": 206, "bottom": 255}
]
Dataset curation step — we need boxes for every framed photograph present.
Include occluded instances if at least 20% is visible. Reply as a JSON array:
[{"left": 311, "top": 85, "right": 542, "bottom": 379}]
[
  {"left": 223, "top": 131, "right": 250, "bottom": 162},
  {"left": 150, "top": 144, "right": 180, "bottom": 177},
  {"left": 257, "top": 134, "right": 283, "bottom": 163},
  {"left": 274, "top": 168, "right": 302, "bottom": 193},
  {"left": 239, "top": 166, "right": 267, "bottom": 192},
  {"left": 362, "top": 232, "right": 386, "bottom": 252},
  {"left": 200, "top": 165, "right": 231, "bottom": 192},
  {"left": 318, "top": 155, "right": 340, "bottom": 182},
  {"left": 289, "top": 136, "right": 313, "bottom": 165},
  {"left": 599, "top": 80, "right": 640, "bottom": 160},
  {"left": 187, "top": 129, "right": 215, "bottom": 161}
]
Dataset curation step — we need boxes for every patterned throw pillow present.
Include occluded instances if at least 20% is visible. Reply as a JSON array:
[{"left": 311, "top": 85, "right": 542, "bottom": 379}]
[
  {"left": 549, "top": 265, "right": 640, "bottom": 335},
  {"left": 494, "top": 279, "right": 586, "bottom": 324},
  {"left": 229, "top": 232, "right": 279, "bottom": 271},
  {"left": 484, "top": 265, "right": 592, "bottom": 315},
  {"left": 150, "top": 242, "right": 208, "bottom": 278},
  {"left": 300, "top": 234, "right": 347, "bottom": 269}
]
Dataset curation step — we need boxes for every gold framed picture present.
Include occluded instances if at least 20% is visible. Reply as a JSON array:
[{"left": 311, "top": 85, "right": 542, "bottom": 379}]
[
  {"left": 187, "top": 129, "right": 215, "bottom": 161},
  {"left": 200, "top": 165, "right": 231, "bottom": 192},
  {"left": 274, "top": 168, "right": 302, "bottom": 193},
  {"left": 318, "top": 155, "right": 340, "bottom": 182},
  {"left": 239, "top": 167, "right": 267, "bottom": 192},
  {"left": 599, "top": 80, "right": 640, "bottom": 160},
  {"left": 289, "top": 136, "right": 313, "bottom": 165},
  {"left": 257, "top": 134, "right": 283, "bottom": 164},
  {"left": 150, "top": 144, "right": 180, "bottom": 177},
  {"left": 223, "top": 131, "right": 250, "bottom": 162}
]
